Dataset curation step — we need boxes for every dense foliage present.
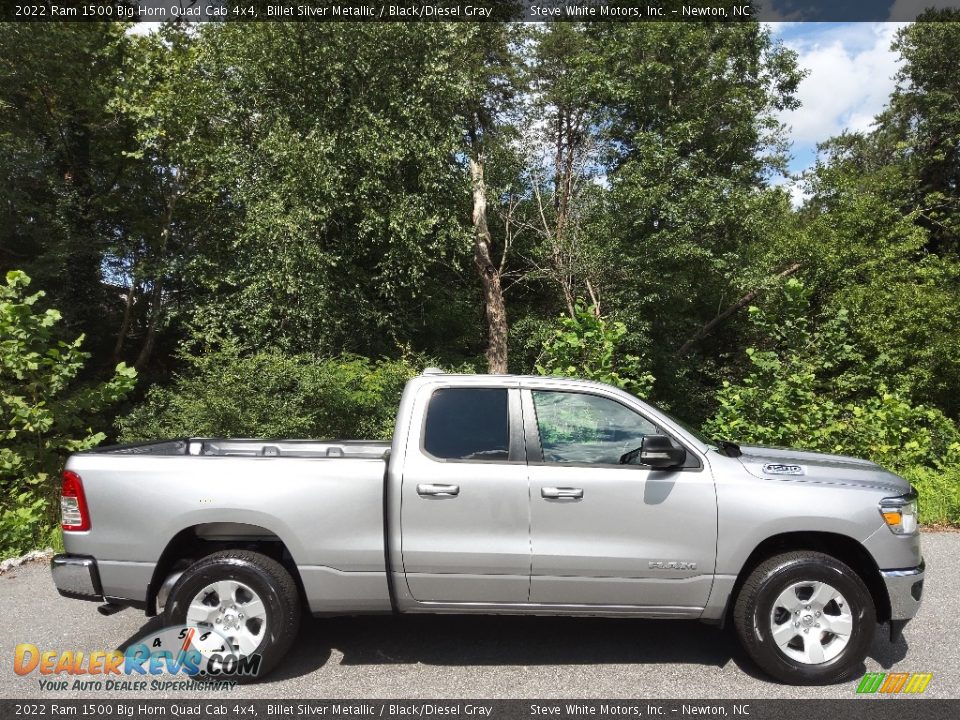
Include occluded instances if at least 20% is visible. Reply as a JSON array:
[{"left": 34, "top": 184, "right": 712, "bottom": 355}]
[
  {"left": 0, "top": 272, "right": 136, "bottom": 557},
  {"left": 536, "top": 304, "right": 655, "bottom": 398},
  {"left": 2, "top": 17, "right": 960, "bottom": 556},
  {"left": 118, "top": 346, "right": 421, "bottom": 443},
  {"left": 704, "top": 280, "right": 960, "bottom": 473}
]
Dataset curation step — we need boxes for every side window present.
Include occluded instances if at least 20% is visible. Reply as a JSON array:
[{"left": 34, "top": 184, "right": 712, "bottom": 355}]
[
  {"left": 531, "top": 391, "right": 658, "bottom": 465},
  {"left": 423, "top": 388, "right": 510, "bottom": 461}
]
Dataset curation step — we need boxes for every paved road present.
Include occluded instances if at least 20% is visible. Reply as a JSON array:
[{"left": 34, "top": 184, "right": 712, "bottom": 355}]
[{"left": 1, "top": 532, "right": 957, "bottom": 700}]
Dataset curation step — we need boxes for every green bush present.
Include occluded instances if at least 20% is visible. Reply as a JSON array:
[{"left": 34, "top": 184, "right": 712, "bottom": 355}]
[
  {"left": 704, "top": 280, "right": 960, "bottom": 474},
  {"left": 901, "top": 465, "right": 960, "bottom": 526},
  {"left": 702, "top": 280, "right": 960, "bottom": 526},
  {"left": 118, "top": 344, "right": 426, "bottom": 442},
  {"left": 536, "top": 302, "right": 655, "bottom": 398},
  {"left": 0, "top": 271, "right": 136, "bottom": 560}
]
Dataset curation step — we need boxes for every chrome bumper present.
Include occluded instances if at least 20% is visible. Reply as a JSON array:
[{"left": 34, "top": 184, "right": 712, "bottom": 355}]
[
  {"left": 881, "top": 559, "right": 924, "bottom": 621},
  {"left": 51, "top": 554, "right": 103, "bottom": 602}
]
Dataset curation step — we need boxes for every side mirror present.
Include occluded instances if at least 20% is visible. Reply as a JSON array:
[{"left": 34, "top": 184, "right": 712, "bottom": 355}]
[{"left": 638, "top": 435, "right": 686, "bottom": 469}]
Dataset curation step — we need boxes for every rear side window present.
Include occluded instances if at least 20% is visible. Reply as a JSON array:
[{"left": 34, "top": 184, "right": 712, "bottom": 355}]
[{"left": 423, "top": 388, "right": 510, "bottom": 461}]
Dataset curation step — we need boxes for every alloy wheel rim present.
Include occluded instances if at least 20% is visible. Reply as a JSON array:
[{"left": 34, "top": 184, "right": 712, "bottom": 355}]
[
  {"left": 768, "top": 580, "right": 853, "bottom": 665},
  {"left": 186, "top": 580, "right": 267, "bottom": 657}
]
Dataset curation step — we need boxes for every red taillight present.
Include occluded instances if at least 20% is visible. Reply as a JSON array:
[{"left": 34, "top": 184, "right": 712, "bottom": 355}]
[{"left": 61, "top": 470, "right": 90, "bottom": 531}]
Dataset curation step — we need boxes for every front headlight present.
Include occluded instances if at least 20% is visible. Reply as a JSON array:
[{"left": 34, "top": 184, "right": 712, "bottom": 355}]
[{"left": 879, "top": 491, "right": 919, "bottom": 535}]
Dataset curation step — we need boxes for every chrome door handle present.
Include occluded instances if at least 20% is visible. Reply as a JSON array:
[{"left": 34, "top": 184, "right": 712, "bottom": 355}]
[
  {"left": 541, "top": 487, "right": 584, "bottom": 500},
  {"left": 417, "top": 483, "right": 460, "bottom": 497}
]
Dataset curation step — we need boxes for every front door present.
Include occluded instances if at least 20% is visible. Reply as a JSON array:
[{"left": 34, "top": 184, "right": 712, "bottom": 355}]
[
  {"left": 524, "top": 387, "right": 717, "bottom": 612},
  {"left": 400, "top": 385, "right": 530, "bottom": 603}
]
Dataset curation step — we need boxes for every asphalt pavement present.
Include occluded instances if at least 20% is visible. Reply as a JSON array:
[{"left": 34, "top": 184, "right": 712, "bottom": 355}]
[{"left": 1, "top": 532, "right": 957, "bottom": 700}]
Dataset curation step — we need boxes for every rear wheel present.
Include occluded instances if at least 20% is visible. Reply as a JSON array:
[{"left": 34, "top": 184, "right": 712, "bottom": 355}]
[
  {"left": 733, "top": 550, "right": 875, "bottom": 685},
  {"left": 164, "top": 549, "right": 300, "bottom": 680}
]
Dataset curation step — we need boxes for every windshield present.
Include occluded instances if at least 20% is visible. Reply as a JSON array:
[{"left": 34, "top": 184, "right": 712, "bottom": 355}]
[{"left": 641, "top": 399, "right": 718, "bottom": 448}]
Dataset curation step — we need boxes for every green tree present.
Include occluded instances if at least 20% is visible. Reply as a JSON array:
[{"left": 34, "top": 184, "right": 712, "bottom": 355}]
[
  {"left": 704, "top": 280, "right": 959, "bottom": 473},
  {"left": 118, "top": 344, "right": 423, "bottom": 442},
  {"left": 798, "top": 131, "right": 960, "bottom": 418},
  {"left": 0, "top": 271, "right": 136, "bottom": 558},
  {"left": 169, "top": 23, "right": 481, "bottom": 361},
  {"left": 524, "top": 23, "right": 610, "bottom": 318},
  {"left": 884, "top": 10, "right": 960, "bottom": 252},
  {"left": 577, "top": 20, "right": 803, "bottom": 420},
  {"left": 109, "top": 24, "right": 229, "bottom": 370},
  {"left": 790, "top": 16, "right": 960, "bottom": 420},
  {"left": 457, "top": 23, "right": 527, "bottom": 373},
  {"left": 536, "top": 302, "right": 654, "bottom": 398},
  {"left": 0, "top": 23, "right": 140, "bottom": 361}
]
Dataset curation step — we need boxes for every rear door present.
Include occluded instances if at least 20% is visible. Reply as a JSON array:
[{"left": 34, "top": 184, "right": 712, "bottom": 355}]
[
  {"left": 400, "top": 384, "right": 531, "bottom": 603},
  {"left": 523, "top": 386, "right": 717, "bottom": 612}
]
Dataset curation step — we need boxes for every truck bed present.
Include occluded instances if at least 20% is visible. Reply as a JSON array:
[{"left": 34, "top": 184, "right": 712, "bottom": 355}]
[
  {"left": 89, "top": 438, "right": 390, "bottom": 459},
  {"left": 65, "top": 437, "right": 393, "bottom": 614}
]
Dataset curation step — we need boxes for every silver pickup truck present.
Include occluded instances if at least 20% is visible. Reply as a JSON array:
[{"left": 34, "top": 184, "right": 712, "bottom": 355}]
[{"left": 52, "top": 370, "right": 924, "bottom": 684}]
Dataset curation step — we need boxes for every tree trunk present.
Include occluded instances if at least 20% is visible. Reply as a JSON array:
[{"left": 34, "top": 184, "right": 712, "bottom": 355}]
[
  {"left": 548, "top": 106, "right": 583, "bottom": 319},
  {"left": 559, "top": 278, "right": 576, "bottom": 319},
  {"left": 470, "top": 155, "right": 509, "bottom": 374},
  {"left": 134, "top": 278, "right": 163, "bottom": 370},
  {"left": 112, "top": 274, "right": 137, "bottom": 363},
  {"left": 135, "top": 190, "right": 178, "bottom": 370},
  {"left": 585, "top": 277, "right": 601, "bottom": 317}
]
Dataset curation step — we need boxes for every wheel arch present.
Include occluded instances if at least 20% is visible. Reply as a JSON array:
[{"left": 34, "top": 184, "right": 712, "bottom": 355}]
[
  {"left": 726, "top": 531, "right": 891, "bottom": 626},
  {"left": 146, "top": 522, "right": 307, "bottom": 615}
]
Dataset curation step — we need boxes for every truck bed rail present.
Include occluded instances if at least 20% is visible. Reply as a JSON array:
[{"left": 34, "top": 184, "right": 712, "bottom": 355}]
[{"left": 88, "top": 438, "right": 390, "bottom": 459}]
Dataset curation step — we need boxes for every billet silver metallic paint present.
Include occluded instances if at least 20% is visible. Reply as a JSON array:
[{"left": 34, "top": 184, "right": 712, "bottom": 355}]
[{"left": 58, "top": 373, "right": 922, "bottom": 622}]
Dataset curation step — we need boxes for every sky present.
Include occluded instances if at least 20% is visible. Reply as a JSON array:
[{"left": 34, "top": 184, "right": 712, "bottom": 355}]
[{"left": 767, "top": 22, "right": 908, "bottom": 204}]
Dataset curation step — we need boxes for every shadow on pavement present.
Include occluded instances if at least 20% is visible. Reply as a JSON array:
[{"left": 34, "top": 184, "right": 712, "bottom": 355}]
[
  {"left": 115, "top": 612, "right": 334, "bottom": 683},
  {"left": 113, "top": 612, "right": 909, "bottom": 685},
  {"left": 868, "top": 623, "right": 909, "bottom": 669},
  {"left": 116, "top": 615, "right": 166, "bottom": 654},
  {"left": 314, "top": 614, "right": 734, "bottom": 667}
]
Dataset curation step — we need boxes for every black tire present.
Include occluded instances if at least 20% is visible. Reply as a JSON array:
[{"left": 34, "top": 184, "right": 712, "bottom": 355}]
[
  {"left": 733, "top": 550, "right": 875, "bottom": 685},
  {"left": 164, "top": 549, "right": 301, "bottom": 681}
]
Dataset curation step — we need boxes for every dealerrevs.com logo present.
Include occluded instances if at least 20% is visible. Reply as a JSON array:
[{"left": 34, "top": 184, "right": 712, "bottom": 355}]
[
  {"left": 13, "top": 625, "right": 260, "bottom": 691},
  {"left": 856, "top": 672, "right": 933, "bottom": 695}
]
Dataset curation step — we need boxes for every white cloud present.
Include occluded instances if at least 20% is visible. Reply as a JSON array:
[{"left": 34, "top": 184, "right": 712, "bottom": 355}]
[
  {"left": 776, "top": 23, "right": 906, "bottom": 146},
  {"left": 126, "top": 22, "right": 162, "bottom": 36},
  {"left": 768, "top": 173, "right": 809, "bottom": 208}
]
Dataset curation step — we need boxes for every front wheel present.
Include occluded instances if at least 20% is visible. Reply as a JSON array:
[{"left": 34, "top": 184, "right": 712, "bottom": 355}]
[
  {"left": 733, "top": 550, "right": 876, "bottom": 685},
  {"left": 164, "top": 549, "right": 301, "bottom": 680}
]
